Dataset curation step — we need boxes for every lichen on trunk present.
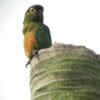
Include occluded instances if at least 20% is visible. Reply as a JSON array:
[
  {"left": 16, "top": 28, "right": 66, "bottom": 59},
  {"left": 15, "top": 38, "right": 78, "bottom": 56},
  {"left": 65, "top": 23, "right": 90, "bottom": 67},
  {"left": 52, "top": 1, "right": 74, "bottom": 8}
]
[{"left": 30, "top": 43, "right": 100, "bottom": 100}]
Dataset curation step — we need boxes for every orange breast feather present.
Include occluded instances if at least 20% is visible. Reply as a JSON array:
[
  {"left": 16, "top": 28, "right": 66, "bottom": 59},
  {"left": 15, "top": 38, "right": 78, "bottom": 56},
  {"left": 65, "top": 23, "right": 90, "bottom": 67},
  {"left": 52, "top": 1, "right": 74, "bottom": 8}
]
[{"left": 24, "top": 32, "right": 38, "bottom": 59}]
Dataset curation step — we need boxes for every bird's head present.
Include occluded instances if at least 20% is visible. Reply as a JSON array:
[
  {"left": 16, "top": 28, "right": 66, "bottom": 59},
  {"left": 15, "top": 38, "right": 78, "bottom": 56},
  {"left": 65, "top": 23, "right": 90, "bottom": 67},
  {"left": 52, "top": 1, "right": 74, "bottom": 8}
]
[{"left": 24, "top": 5, "right": 44, "bottom": 24}]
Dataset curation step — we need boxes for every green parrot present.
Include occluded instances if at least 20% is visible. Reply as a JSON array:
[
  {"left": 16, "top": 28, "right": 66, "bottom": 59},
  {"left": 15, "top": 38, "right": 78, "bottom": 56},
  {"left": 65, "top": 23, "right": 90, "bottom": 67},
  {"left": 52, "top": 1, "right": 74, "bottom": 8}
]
[{"left": 23, "top": 5, "right": 52, "bottom": 67}]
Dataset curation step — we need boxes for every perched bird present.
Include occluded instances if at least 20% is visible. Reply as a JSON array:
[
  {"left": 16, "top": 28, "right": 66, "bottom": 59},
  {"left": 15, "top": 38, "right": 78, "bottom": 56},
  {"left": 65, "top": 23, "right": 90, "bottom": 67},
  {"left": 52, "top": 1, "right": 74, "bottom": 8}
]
[{"left": 23, "top": 5, "right": 52, "bottom": 67}]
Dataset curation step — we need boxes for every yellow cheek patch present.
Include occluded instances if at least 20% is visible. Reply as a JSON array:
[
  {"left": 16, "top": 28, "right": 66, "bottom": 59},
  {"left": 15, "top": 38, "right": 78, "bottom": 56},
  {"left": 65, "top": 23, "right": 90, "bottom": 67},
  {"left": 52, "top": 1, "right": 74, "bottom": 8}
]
[{"left": 24, "top": 32, "right": 38, "bottom": 58}]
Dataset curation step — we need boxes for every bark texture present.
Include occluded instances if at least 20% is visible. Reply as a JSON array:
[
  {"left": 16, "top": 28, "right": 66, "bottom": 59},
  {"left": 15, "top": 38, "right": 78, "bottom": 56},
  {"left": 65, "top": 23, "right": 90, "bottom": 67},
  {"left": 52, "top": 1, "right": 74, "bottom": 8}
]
[{"left": 30, "top": 43, "right": 100, "bottom": 100}]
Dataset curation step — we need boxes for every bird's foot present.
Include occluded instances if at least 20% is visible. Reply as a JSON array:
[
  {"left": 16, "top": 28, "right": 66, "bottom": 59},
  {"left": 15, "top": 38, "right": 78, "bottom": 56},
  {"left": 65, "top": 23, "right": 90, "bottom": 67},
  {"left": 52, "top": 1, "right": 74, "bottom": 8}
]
[
  {"left": 35, "top": 51, "right": 40, "bottom": 60},
  {"left": 25, "top": 50, "right": 40, "bottom": 68}
]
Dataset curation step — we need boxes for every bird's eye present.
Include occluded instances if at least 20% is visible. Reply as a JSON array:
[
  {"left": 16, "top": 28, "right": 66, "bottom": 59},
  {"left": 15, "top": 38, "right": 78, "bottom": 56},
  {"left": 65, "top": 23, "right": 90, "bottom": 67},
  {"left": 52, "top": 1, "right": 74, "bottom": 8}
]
[{"left": 30, "top": 8, "right": 35, "bottom": 13}]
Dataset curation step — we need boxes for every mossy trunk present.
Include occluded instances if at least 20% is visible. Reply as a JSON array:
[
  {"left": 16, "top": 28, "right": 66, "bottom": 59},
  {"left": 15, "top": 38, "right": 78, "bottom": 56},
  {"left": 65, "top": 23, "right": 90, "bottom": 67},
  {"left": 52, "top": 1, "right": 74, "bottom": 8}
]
[{"left": 30, "top": 43, "right": 100, "bottom": 100}]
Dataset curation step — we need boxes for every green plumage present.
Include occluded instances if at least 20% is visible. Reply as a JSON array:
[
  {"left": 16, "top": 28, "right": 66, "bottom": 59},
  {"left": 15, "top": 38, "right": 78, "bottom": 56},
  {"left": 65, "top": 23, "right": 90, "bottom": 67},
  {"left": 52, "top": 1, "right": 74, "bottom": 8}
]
[
  {"left": 23, "top": 22, "right": 52, "bottom": 50},
  {"left": 23, "top": 5, "right": 52, "bottom": 67},
  {"left": 35, "top": 23, "right": 52, "bottom": 49}
]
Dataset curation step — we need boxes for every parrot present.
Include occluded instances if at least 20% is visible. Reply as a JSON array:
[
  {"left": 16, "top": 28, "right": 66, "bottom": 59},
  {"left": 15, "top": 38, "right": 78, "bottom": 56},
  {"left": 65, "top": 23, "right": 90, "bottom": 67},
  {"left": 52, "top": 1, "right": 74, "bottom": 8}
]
[{"left": 23, "top": 5, "right": 52, "bottom": 67}]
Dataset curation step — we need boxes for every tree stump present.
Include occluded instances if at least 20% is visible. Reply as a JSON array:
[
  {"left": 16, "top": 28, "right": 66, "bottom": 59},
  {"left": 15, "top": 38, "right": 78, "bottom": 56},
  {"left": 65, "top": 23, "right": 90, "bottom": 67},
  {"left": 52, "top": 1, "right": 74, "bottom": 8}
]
[{"left": 30, "top": 43, "right": 100, "bottom": 100}]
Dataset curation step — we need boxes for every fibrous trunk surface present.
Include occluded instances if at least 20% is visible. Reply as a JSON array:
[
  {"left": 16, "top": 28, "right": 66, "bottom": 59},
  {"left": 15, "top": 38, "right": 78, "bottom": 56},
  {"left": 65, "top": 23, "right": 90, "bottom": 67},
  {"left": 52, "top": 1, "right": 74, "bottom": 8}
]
[{"left": 30, "top": 43, "right": 100, "bottom": 100}]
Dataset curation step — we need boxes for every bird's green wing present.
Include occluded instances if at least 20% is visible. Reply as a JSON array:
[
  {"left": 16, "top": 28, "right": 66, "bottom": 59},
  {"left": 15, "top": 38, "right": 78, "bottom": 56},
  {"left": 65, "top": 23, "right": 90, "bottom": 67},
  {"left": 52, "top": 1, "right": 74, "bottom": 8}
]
[{"left": 35, "top": 24, "right": 52, "bottom": 49}]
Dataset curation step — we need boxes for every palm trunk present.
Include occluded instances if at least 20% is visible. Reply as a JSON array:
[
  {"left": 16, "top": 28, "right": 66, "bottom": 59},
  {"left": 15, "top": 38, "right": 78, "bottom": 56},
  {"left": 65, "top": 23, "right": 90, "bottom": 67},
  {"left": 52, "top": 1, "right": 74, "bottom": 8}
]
[{"left": 30, "top": 43, "right": 100, "bottom": 100}]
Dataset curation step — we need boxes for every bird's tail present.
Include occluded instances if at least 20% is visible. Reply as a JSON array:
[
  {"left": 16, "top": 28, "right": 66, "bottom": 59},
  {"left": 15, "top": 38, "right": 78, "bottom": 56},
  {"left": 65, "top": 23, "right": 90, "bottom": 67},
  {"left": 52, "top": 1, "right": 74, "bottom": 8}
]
[{"left": 25, "top": 50, "right": 39, "bottom": 68}]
